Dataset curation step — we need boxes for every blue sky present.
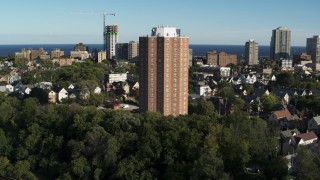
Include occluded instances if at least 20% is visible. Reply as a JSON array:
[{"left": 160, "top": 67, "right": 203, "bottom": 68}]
[{"left": 0, "top": 0, "right": 319, "bottom": 45}]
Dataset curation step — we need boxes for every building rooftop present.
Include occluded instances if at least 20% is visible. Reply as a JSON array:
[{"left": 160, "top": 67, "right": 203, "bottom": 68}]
[
  {"left": 273, "top": 109, "right": 292, "bottom": 120},
  {"left": 151, "top": 26, "right": 179, "bottom": 37},
  {"left": 295, "top": 131, "right": 318, "bottom": 142},
  {"left": 311, "top": 116, "right": 320, "bottom": 124}
]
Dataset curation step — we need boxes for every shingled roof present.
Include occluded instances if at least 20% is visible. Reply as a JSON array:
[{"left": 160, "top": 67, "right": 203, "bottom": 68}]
[{"left": 272, "top": 109, "right": 292, "bottom": 120}]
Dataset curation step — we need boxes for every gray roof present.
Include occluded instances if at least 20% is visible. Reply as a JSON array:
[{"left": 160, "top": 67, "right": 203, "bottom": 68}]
[
  {"left": 281, "top": 129, "right": 300, "bottom": 139},
  {"left": 311, "top": 116, "right": 320, "bottom": 124}
]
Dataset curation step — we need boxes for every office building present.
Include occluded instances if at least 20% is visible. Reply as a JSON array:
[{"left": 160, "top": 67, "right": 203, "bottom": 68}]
[
  {"left": 105, "top": 25, "right": 119, "bottom": 59},
  {"left": 245, "top": 39, "right": 259, "bottom": 65},
  {"left": 270, "top": 27, "right": 291, "bottom": 60},
  {"left": 116, "top": 43, "right": 128, "bottom": 60},
  {"left": 128, "top": 41, "right": 139, "bottom": 61},
  {"left": 139, "top": 26, "right": 189, "bottom": 116},
  {"left": 206, "top": 51, "right": 237, "bottom": 66},
  {"left": 306, "top": 35, "right": 320, "bottom": 65}
]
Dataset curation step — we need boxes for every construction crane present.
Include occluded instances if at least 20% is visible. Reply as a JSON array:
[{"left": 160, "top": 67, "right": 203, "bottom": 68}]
[{"left": 72, "top": 11, "right": 115, "bottom": 50}]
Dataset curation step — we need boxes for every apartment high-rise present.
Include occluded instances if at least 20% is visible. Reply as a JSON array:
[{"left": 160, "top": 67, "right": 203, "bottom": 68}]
[
  {"left": 139, "top": 26, "right": 189, "bottom": 116},
  {"left": 306, "top": 35, "right": 320, "bottom": 63},
  {"left": 270, "top": 27, "right": 291, "bottom": 60},
  {"left": 104, "top": 25, "right": 119, "bottom": 59},
  {"left": 128, "top": 41, "right": 139, "bottom": 61},
  {"left": 115, "top": 43, "right": 128, "bottom": 60},
  {"left": 245, "top": 39, "right": 259, "bottom": 65}
]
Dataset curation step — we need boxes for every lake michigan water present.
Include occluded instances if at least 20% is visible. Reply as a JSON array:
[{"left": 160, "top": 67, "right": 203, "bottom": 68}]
[{"left": 0, "top": 44, "right": 305, "bottom": 57}]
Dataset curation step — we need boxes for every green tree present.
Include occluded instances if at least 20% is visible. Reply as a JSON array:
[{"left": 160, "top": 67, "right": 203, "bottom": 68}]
[
  {"left": 263, "top": 156, "right": 288, "bottom": 179},
  {"left": 260, "top": 93, "right": 278, "bottom": 112},
  {"left": 295, "top": 146, "right": 320, "bottom": 179},
  {"left": 276, "top": 72, "right": 294, "bottom": 87},
  {"left": 14, "top": 58, "right": 27, "bottom": 68},
  {"left": 71, "top": 156, "right": 91, "bottom": 178}
]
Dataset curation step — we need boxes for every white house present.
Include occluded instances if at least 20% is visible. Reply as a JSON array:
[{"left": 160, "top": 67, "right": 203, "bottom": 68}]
[
  {"left": 57, "top": 88, "right": 68, "bottom": 102},
  {"left": 291, "top": 132, "right": 318, "bottom": 146},
  {"left": 68, "top": 83, "right": 77, "bottom": 90},
  {"left": 308, "top": 116, "right": 320, "bottom": 134},
  {"left": 48, "top": 90, "right": 57, "bottom": 103},
  {"left": 196, "top": 85, "right": 212, "bottom": 97}
]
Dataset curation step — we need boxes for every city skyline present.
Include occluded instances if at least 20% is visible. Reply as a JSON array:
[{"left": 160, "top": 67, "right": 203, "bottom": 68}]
[{"left": 0, "top": 0, "right": 319, "bottom": 45}]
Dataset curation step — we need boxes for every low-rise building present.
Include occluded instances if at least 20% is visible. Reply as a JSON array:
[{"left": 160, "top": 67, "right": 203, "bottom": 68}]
[
  {"left": 206, "top": 51, "right": 237, "bottom": 66},
  {"left": 70, "top": 50, "right": 90, "bottom": 60},
  {"left": 308, "top": 116, "right": 320, "bottom": 135},
  {"left": 51, "top": 48, "right": 64, "bottom": 58},
  {"left": 106, "top": 73, "right": 127, "bottom": 83}
]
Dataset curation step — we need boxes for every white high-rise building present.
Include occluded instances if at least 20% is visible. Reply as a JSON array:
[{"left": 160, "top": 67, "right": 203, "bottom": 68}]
[
  {"left": 105, "top": 25, "right": 119, "bottom": 59},
  {"left": 245, "top": 39, "right": 259, "bottom": 65},
  {"left": 270, "top": 27, "right": 291, "bottom": 60}
]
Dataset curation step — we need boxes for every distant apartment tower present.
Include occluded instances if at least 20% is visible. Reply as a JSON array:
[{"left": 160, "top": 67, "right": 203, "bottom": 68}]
[
  {"left": 306, "top": 35, "right": 320, "bottom": 63},
  {"left": 105, "top": 25, "right": 119, "bottom": 59},
  {"left": 98, "top": 51, "right": 107, "bottom": 63},
  {"left": 51, "top": 48, "right": 64, "bottom": 59},
  {"left": 74, "top": 43, "right": 88, "bottom": 51},
  {"left": 270, "top": 27, "right": 291, "bottom": 60},
  {"left": 245, "top": 39, "right": 259, "bottom": 65},
  {"left": 116, "top": 43, "right": 128, "bottom": 60},
  {"left": 206, "top": 51, "right": 237, "bottom": 66},
  {"left": 139, "top": 26, "right": 189, "bottom": 116},
  {"left": 128, "top": 41, "right": 139, "bottom": 60},
  {"left": 15, "top": 48, "right": 32, "bottom": 61}
]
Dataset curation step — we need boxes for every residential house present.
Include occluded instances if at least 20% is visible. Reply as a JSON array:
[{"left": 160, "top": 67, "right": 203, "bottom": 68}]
[
  {"left": 68, "top": 83, "right": 78, "bottom": 90},
  {"left": 35, "top": 82, "right": 53, "bottom": 90},
  {"left": 280, "top": 129, "right": 301, "bottom": 155},
  {"left": 55, "top": 88, "right": 68, "bottom": 102},
  {"left": 242, "top": 95, "right": 259, "bottom": 112},
  {"left": 240, "top": 74, "right": 257, "bottom": 84},
  {"left": 196, "top": 85, "right": 212, "bottom": 97},
  {"left": 112, "top": 81, "right": 130, "bottom": 95},
  {"left": 308, "top": 116, "right": 320, "bottom": 135},
  {"left": 20, "top": 85, "right": 32, "bottom": 95},
  {"left": 291, "top": 132, "right": 318, "bottom": 147},
  {"left": 47, "top": 90, "right": 57, "bottom": 103},
  {"left": 269, "top": 109, "right": 302, "bottom": 129},
  {"left": 273, "top": 90, "right": 290, "bottom": 104},
  {"left": 228, "top": 77, "right": 242, "bottom": 85}
]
